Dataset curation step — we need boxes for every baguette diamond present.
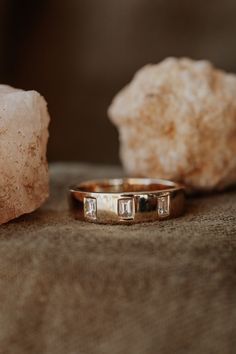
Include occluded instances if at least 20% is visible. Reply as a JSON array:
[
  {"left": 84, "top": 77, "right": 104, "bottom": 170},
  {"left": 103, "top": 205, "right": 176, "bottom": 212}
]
[
  {"left": 118, "top": 198, "right": 134, "bottom": 219},
  {"left": 84, "top": 197, "right": 97, "bottom": 220},
  {"left": 157, "top": 194, "right": 170, "bottom": 217}
]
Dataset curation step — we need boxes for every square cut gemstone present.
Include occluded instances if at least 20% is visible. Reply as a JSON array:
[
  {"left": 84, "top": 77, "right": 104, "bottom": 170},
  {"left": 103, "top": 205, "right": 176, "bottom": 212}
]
[
  {"left": 84, "top": 197, "right": 97, "bottom": 219},
  {"left": 118, "top": 198, "right": 134, "bottom": 219},
  {"left": 157, "top": 194, "right": 170, "bottom": 217}
]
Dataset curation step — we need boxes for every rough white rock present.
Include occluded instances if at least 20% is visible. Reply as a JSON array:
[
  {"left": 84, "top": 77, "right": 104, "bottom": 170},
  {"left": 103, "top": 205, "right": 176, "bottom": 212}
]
[
  {"left": 108, "top": 58, "right": 236, "bottom": 191},
  {"left": 0, "top": 85, "right": 50, "bottom": 224}
]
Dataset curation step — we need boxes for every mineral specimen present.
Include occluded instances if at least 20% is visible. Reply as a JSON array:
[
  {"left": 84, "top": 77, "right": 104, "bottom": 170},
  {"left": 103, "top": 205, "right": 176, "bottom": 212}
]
[
  {"left": 108, "top": 58, "right": 236, "bottom": 190},
  {"left": 0, "top": 85, "right": 50, "bottom": 224}
]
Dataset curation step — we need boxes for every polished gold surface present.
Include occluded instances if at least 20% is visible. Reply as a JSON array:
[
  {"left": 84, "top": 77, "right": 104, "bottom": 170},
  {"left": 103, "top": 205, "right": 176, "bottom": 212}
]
[{"left": 69, "top": 178, "right": 186, "bottom": 224}]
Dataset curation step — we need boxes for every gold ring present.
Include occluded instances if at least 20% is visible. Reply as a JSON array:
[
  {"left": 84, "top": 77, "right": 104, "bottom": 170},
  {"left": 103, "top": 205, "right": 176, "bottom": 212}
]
[{"left": 69, "top": 178, "right": 185, "bottom": 224}]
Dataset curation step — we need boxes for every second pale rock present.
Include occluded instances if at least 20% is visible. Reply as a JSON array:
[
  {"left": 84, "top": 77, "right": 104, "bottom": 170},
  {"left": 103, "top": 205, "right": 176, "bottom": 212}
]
[{"left": 108, "top": 58, "right": 236, "bottom": 191}]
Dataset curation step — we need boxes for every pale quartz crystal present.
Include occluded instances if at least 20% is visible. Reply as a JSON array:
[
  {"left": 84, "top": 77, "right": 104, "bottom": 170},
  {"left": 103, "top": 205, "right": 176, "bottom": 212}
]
[
  {"left": 0, "top": 85, "right": 50, "bottom": 224},
  {"left": 108, "top": 58, "right": 236, "bottom": 191}
]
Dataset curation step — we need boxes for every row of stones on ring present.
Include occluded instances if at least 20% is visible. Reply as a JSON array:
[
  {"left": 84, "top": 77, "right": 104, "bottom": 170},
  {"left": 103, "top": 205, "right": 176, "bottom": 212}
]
[{"left": 84, "top": 194, "right": 170, "bottom": 220}]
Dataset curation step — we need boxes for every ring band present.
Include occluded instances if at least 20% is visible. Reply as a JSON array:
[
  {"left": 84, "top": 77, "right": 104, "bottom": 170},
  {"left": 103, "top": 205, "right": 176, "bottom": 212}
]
[{"left": 69, "top": 178, "right": 185, "bottom": 224}]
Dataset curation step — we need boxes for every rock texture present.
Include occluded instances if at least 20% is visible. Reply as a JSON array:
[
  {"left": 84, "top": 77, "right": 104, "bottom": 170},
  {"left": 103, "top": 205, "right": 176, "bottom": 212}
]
[
  {"left": 0, "top": 85, "right": 50, "bottom": 224},
  {"left": 108, "top": 58, "right": 236, "bottom": 191}
]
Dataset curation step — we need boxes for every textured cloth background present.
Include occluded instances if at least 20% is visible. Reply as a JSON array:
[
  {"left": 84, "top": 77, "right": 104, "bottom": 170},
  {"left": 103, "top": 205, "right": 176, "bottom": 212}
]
[{"left": 0, "top": 163, "right": 235, "bottom": 354}]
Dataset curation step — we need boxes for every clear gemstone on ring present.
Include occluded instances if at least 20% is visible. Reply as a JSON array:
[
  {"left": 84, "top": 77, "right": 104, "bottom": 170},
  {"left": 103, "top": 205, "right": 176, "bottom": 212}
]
[
  {"left": 157, "top": 194, "right": 170, "bottom": 217},
  {"left": 84, "top": 197, "right": 97, "bottom": 220},
  {"left": 118, "top": 198, "right": 134, "bottom": 219}
]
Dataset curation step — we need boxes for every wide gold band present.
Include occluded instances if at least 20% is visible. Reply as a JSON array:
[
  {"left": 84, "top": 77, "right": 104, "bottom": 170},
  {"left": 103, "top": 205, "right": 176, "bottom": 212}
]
[{"left": 69, "top": 178, "right": 185, "bottom": 224}]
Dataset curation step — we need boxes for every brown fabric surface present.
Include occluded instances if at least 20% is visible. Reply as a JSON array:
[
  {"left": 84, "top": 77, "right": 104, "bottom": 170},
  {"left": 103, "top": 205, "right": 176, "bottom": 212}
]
[{"left": 0, "top": 163, "right": 235, "bottom": 354}]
